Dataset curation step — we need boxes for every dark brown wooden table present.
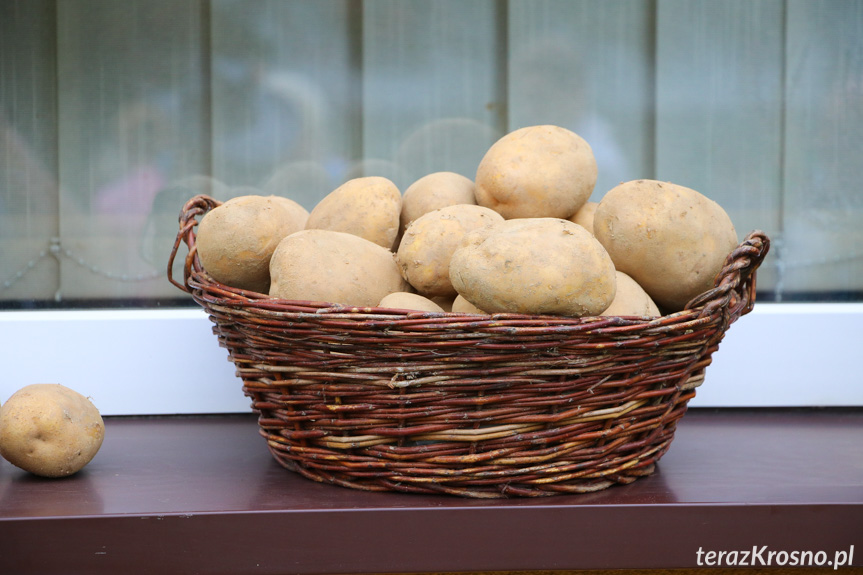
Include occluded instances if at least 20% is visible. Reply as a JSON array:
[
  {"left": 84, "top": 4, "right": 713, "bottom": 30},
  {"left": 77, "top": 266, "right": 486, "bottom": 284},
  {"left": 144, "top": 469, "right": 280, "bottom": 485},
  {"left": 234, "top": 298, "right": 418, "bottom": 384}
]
[{"left": 1, "top": 408, "right": 861, "bottom": 574}]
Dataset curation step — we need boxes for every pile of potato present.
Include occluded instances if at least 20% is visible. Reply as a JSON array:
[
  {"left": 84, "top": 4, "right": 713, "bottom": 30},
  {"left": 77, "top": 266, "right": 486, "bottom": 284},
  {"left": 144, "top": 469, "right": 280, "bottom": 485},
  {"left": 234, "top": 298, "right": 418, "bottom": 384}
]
[{"left": 195, "top": 124, "right": 738, "bottom": 318}]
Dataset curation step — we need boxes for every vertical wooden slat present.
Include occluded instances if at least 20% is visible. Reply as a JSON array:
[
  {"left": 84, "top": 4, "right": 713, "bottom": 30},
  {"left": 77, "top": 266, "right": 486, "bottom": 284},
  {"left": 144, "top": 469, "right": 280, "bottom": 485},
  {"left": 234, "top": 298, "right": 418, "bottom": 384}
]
[
  {"left": 55, "top": 0, "right": 208, "bottom": 300},
  {"left": 0, "top": 0, "right": 60, "bottom": 301},
  {"left": 781, "top": 0, "right": 863, "bottom": 297},
  {"left": 210, "top": 0, "right": 358, "bottom": 209},
  {"left": 508, "top": 0, "right": 656, "bottom": 200},
  {"left": 655, "top": 0, "right": 785, "bottom": 293},
  {"left": 361, "top": 0, "right": 504, "bottom": 191}
]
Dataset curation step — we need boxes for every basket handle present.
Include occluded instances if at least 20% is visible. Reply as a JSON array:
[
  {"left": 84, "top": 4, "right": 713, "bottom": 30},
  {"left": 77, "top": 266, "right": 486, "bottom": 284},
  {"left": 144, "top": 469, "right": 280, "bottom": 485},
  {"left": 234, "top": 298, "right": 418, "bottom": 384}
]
[
  {"left": 167, "top": 194, "right": 221, "bottom": 293},
  {"left": 685, "top": 230, "right": 771, "bottom": 321}
]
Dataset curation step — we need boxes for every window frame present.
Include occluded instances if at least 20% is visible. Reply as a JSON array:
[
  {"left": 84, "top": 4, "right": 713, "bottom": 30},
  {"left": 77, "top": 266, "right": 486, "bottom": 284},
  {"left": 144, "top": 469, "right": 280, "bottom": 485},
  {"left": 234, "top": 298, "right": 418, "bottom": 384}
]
[{"left": 3, "top": 1, "right": 861, "bottom": 413}]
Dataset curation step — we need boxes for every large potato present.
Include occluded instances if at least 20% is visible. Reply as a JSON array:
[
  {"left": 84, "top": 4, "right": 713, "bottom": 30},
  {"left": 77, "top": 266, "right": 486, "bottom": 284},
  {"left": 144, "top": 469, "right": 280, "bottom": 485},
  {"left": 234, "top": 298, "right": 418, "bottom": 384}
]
[
  {"left": 593, "top": 179, "right": 738, "bottom": 312},
  {"left": 269, "top": 229, "right": 410, "bottom": 307},
  {"left": 305, "top": 176, "right": 402, "bottom": 249},
  {"left": 0, "top": 384, "right": 104, "bottom": 478},
  {"left": 396, "top": 204, "right": 504, "bottom": 298},
  {"left": 449, "top": 218, "right": 616, "bottom": 317},
  {"left": 400, "top": 171, "right": 477, "bottom": 233},
  {"left": 196, "top": 194, "right": 306, "bottom": 293},
  {"left": 474, "top": 125, "right": 597, "bottom": 219},
  {"left": 601, "top": 271, "right": 661, "bottom": 318}
]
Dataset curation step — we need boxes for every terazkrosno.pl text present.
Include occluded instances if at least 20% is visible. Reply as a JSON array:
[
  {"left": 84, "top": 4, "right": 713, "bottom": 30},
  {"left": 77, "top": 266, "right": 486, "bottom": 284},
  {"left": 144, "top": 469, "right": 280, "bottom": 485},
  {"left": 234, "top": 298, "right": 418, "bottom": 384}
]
[{"left": 696, "top": 545, "right": 855, "bottom": 569}]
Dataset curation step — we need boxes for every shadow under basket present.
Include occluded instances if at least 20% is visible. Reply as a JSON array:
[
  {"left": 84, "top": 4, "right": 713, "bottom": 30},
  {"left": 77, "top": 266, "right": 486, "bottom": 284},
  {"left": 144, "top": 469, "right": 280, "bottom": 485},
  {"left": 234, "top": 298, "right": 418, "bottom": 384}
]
[{"left": 169, "top": 195, "right": 771, "bottom": 498}]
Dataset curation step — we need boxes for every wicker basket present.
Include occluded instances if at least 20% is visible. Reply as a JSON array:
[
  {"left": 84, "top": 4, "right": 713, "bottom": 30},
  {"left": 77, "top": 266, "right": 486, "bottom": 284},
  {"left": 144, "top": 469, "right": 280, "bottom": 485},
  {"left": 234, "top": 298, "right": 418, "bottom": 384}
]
[{"left": 169, "top": 194, "right": 770, "bottom": 498}]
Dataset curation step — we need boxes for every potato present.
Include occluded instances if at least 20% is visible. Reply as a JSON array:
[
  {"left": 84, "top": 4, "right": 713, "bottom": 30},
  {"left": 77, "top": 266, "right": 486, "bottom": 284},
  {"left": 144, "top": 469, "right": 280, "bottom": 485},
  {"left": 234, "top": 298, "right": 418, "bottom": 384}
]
[
  {"left": 431, "top": 296, "right": 455, "bottom": 312},
  {"left": 601, "top": 271, "right": 661, "bottom": 318},
  {"left": 196, "top": 194, "right": 306, "bottom": 293},
  {"left": 474, "top": 125, "right": 597, "bottom": 219},
  {"left": 270, "top": 195, "right": 311, "bottom": 231},
  {"left": 593, "top": 179, "right": 738, "bottom": 312},
  {"left": 568, "top": 201, "right": 598, "bottom": 234},
  {"left": 269, "top": 229, "right": 410, "bottom": 307},
  {"left": 449, "top": 218, "right": 616, "bottom": 316},
  {"left": 451, "top": 294, "right": 488, "bottom": 315},
  {"left": 0, "top": 384, "right": 104, "bottom": 478},
  {"left": 305, "top": 176, "right": 402, "bottom": 249},
  {"left": 396, "top": 204, "right": 504, "bottom": 298},
  {"left": 400, "top": 171, "right": 476, "bottom": 233},
  {"left": 379, "top": 292, "right": 445, "bottom": 313}
]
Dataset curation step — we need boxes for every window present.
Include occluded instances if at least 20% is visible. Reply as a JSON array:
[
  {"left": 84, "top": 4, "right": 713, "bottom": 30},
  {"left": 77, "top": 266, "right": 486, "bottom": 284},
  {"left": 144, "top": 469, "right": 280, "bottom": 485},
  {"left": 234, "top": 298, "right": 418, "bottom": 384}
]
[{"left": 2, "top": 0, "right": 861, "bottom": 413}]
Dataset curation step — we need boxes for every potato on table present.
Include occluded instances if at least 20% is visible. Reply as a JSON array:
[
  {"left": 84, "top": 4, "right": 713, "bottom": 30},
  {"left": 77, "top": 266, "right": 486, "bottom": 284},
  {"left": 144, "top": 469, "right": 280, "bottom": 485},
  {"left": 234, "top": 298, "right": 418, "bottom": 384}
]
[
  {"left": 0, "top": 384, "right": 104, "bottom": 478},
  {"left": 449, "top": 218, "right": 616, "bottom": 317},
  {"left": 593, "top": 179, "right": 738, "bottom": 312},
  {"left": 474, "top": 125, "right": 597, "bottom": 220}
]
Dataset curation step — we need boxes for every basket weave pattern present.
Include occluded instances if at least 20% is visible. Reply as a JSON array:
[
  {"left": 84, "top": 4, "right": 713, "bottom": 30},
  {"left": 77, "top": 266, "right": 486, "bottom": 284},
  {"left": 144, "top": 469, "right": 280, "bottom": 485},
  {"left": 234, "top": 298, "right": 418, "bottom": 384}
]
[{"left": 169, "top": 195, "right": 770, "bottom": 498}]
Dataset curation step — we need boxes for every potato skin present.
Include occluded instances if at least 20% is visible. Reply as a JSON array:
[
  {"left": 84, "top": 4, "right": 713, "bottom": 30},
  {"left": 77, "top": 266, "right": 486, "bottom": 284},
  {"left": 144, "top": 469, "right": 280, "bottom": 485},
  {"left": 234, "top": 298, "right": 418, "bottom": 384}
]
[
  {"left": 593, "top": 179, "right": 738, "bottom": 312},
  {"left": 270, "top": 195, "right": 311, "bottom": 231},
  {"left": 474, "top": 125, "right": 597, "bottom": 219},
  {"left": 451, "top": 294, "right": 488, "bottom": 315},
  {"left": 269, "top": 229, "right": 410, "bottom": 307},
  {"left": 305, "top": 176, "right": 402, "bottom": 249},
  {"left": 568, "top": 201, "right": 598, "bottom": 235},
  {"left": 0, "top": 384, "right": 104, "bottom": 478},
  {"left": 196, "top": 194, "right": 305, "bottom": 293},
  {"left": 449, "top": 218, "right": 616, "bottom": 317},
  {"left": 400, "top": 171, "right": 476, "bottom": 233},
  {"left": 378, "top": 292, "right": 445, "bottom": 313},
  {"left": 430, "top": 296, "right": 455, "bottom": 312},
  {"left": 601, "top": 271, "right": 661, "bottom": 318},
  {"left": 396, "top": 204, "right": 504, "bottom": 298}
]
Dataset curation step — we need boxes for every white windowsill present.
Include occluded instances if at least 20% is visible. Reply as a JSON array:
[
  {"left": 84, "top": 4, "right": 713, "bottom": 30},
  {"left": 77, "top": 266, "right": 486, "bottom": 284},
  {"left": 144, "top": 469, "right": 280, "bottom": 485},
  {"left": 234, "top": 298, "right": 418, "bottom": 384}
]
[{"left": 1, "top": 302, "right": 861, "bottom": 415}]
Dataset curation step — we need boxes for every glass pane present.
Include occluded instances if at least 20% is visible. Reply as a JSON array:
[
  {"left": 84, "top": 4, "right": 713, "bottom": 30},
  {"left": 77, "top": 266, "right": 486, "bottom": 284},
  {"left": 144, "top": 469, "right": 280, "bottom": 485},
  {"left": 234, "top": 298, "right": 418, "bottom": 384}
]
[
  {"left": 509, "top": 0, "right": 656, "bottom": 200},
  {"left": 54, "top": 0, "right": 208, "bottom": 302},
  {"left": 1, "top": 0, "right": 60, "bottom": 303},
  {"left": 1, "top": 0, "right": 861, "bottom": 308},
  {"left": 210, "top": 0, "right": 359, "bottom": 204},
  {"left": 361, "top": 0, "right": 504, "bottom": 190},
  {"left": 655, "top": 0, "right": 785, "bottom": 294},
  {"left": 781, "top": 0, "right": 863, "bottom": 300}
]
